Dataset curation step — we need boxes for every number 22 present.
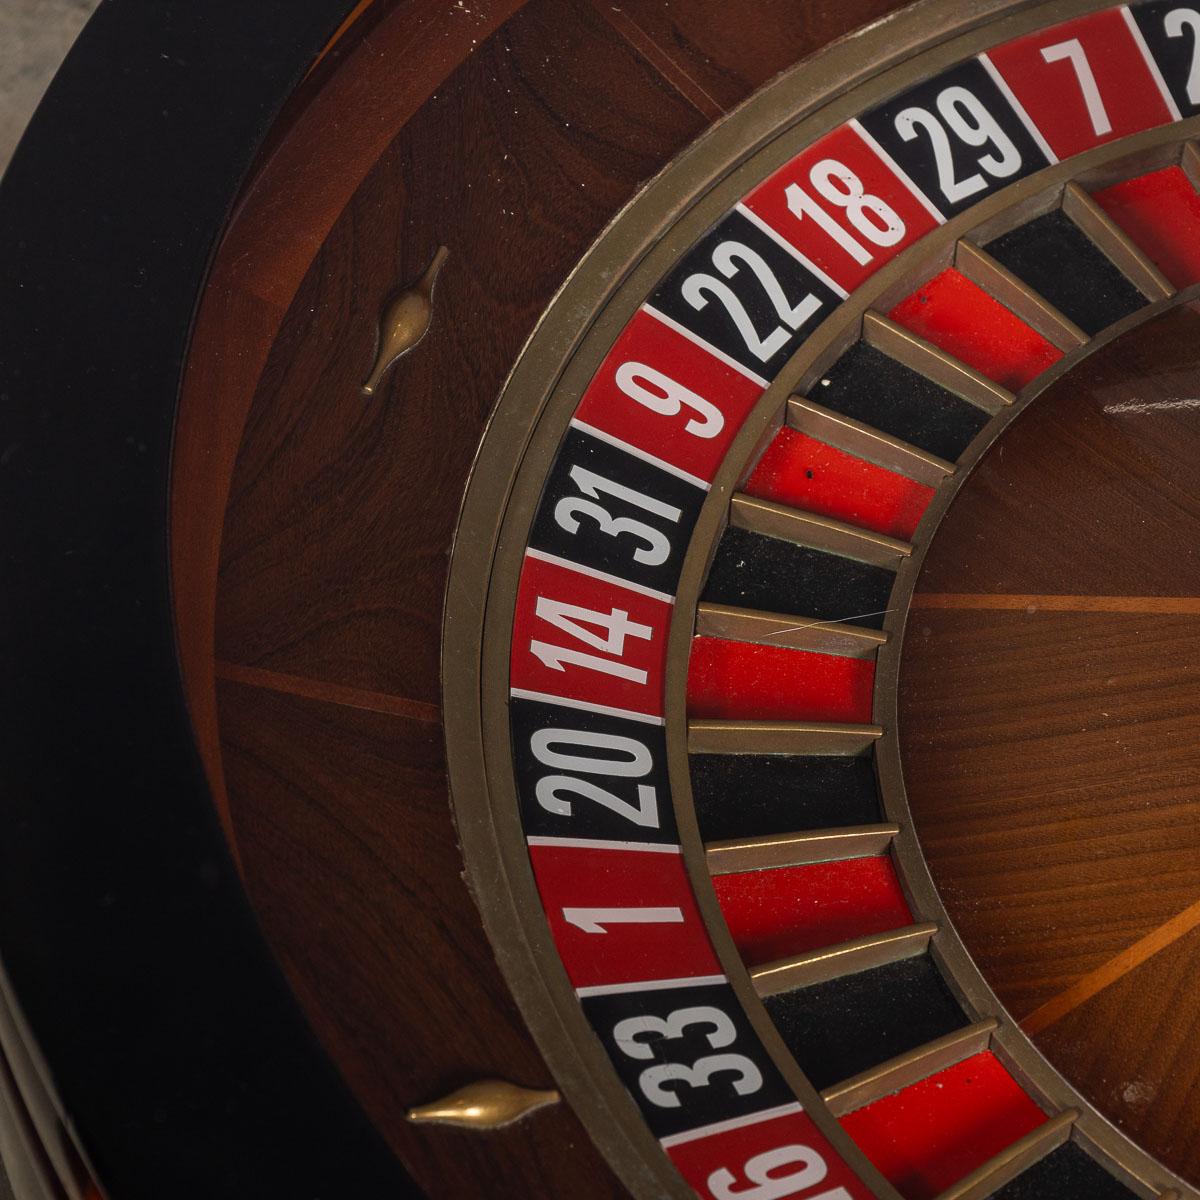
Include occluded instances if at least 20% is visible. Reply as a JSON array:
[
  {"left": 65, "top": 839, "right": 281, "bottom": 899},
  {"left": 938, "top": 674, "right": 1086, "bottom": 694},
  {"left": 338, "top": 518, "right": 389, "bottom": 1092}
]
[
  {"left": 681, "top": 242, "right": 822, "bottom": 362},
  {"left": 1166, "top": 8, "right": 1200, "bottom": 104}
]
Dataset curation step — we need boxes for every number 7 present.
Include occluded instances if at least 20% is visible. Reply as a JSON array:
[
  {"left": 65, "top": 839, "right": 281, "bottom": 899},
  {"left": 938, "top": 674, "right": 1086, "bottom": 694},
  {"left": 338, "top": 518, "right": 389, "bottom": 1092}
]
[{"left": 1040, "top": 38, "right": 1112, "bottom": 136}]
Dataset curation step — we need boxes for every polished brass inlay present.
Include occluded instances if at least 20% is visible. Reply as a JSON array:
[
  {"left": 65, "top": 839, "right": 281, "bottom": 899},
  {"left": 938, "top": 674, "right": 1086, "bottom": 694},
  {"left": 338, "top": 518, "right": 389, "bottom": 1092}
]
[
  {"left": 730, "top": 493, "right": 911, "bottom": 569},
  {"left": 1061, "top": 182, "right": 1174, "bottom": 300},
  {"left": 954, "top": 239, "right": 1088, "bottom": 351},
  {"left": 933, "top": 1110, "right": 1078, "bottom": 1200},
  {"left": 1181, "top": 140, "right": 1200, "bottom": 190},
  {"left": 750, "top": 923, "right": 937, "bottom": 997},
  {"left": 361, "top": 245, "right": 449, "bottom": 396},
  {"left": 406, "top": 1080, "right": 560, "bottom": 1130},
  {"left": 695, "top": 602, "right": 887, "bottom": 658},
  {"left": 862, "top": 311, "right": 1016, "bottom": 413},
  {"left": 707, "top": 824, "right": 900, "bottom": 876},
  {"left": 0, "top": 1048, "right": 55, "bottom": 1200},
  {"left": 0, "top": 962, "right": 100, "bottom": 1200},
  {"left": 788, "top": 396, "right": 956, "bottom": 487},
  {"left": 820, "top": 1018, "right": 998, "bottom": 1118},
  {"left": 687, "top": 719, "right": 883, "bottom": 757}
]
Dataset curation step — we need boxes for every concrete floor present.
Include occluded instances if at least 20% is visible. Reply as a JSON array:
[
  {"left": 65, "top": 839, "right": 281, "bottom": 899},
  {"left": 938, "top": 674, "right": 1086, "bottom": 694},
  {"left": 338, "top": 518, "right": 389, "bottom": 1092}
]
[
  {"left": 1, "top": 4, "right": 104, "bottom": 1193},
  {"left": 0, "top": 0, "right": 100, "bottom": 172}
]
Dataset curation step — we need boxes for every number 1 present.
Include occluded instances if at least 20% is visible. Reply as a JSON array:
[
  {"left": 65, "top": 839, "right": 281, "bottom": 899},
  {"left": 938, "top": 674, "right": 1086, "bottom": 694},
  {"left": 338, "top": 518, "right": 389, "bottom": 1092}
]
[{"left": 561, "top": 906, "right": 684, "bottom": 933}]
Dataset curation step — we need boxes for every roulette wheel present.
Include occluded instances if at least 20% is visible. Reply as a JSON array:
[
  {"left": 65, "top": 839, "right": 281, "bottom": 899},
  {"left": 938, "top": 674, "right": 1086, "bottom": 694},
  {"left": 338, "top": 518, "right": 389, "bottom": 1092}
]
[{"left": 3, "top": 0, "right": 1200, "bottom": 1195}]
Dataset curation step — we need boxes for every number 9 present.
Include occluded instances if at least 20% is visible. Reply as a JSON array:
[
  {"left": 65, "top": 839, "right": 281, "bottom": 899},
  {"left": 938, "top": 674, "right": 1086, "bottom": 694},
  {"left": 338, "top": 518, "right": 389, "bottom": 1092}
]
[{"left": 615, "top": 360, "right": 725, "bottom": 438}]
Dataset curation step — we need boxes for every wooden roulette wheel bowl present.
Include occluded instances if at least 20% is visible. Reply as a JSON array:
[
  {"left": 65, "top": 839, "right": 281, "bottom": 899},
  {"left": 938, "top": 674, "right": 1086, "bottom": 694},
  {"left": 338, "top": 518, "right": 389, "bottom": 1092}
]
[{"left": 2, "top": 1, "right": 1200, "bottom": 1197}]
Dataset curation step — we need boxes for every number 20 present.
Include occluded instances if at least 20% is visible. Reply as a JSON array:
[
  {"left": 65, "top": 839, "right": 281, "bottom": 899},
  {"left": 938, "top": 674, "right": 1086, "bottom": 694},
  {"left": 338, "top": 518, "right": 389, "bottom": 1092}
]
[{"left": 531, "top": 727, "right": 660, "bottom": 829}]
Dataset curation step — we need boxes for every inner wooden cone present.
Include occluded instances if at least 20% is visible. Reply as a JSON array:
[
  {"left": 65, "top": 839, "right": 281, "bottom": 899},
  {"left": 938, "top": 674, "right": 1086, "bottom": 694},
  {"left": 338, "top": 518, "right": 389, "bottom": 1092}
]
[{"left": 900, "top": 303, "right": 1200, "bottom": 1185}]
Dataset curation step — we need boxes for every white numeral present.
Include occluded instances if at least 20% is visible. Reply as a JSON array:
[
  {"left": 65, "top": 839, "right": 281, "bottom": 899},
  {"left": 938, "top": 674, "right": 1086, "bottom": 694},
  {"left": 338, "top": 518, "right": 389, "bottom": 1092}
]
[
  {"left": 527, "top": 642, "right": 648, "bottom": 682},
  {"left": 1040, "top": 37, "right": 1111, "bottom": 135},
  {"left": 615, "top": 361, "right": 725, "bottom": 439},
  {"left": 614, "top": 1005, "right": 736, "bottom": 1059},
  {"left": 708, "top": 1145, "right": 851, "bottom": 1200},
  {"left": 640, "top": 1055, "right": 762, "bottom": 1108},
  {"left": 531, "top": 728, "right": 651, "bottom": 776},
  {"left": 554, "top": 466, "right": 682, "bottom": 567},
  {"left": 533, "top": 596, "right": 650, "bottom": 657},
  {"left": 682, "top": 241, "right": 823, "bottom": 361},
  {"left": 561, "top": 905, "right": 682, "bottom": 934},
  {"left": 531, "top": 729, "right": 660, "bottom": 828},
  {"left": 555, "top": 497, "right": 672, "bottom": 565},
  {"left": 785, "top": 159, "right": 906, "bottom": 265},
  {"left": 529, "top": 597, "right": 651, "bottom": 683},
  {"left": 1165, "top": 8, "right": 1200, "bottom": 103},
  {"left": 536, "top": 776, "right": 659, "bottom": 827},
  {"left": 611, "top": 1005, "right": 764, "bottom": 1109},
  {"left": 568, "top": 465, "right": 683, "bottom": 521},
  {"left": 895, "top": 86, "right": 1021, "bottom": 203}
]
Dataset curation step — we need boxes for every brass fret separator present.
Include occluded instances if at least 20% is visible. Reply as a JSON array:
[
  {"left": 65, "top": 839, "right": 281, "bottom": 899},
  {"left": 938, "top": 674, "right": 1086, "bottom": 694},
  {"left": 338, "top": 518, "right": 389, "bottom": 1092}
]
[
  {"left": 862, "top": 310, "right": 1015, "bottom": 414},
  {"left": 787, "top": 395, "right": 956, "bottom": 487},
  {"left": 1062, "top": 181, "right": 1174, "bottom": 300},
  {"left": 696, "top": 601, "right": 887, "bottom": 658},
  {"left": 933, "top": 1110, "right": 1078, "bottom": 1200},
  {"left": 820, "top": 1018, "right": 998, "bottom": 1118},
  {"left": 706, "top": 824, "right": 899, "bottom": 876},
  {"left": 1180, "top": 139, "right": 1200, "bottom": 190},
  {"left": 688, "top": 719, "right": 883, "bottom": 757},
  {"left": 750, "top": 923, "right": 936, "bottom": 997},
  {"left": 730, "top": 493, "right": 912, "bottom": 569},
  {"left": 955, "top": 239, "right": 1088, "bottom": 351}
]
